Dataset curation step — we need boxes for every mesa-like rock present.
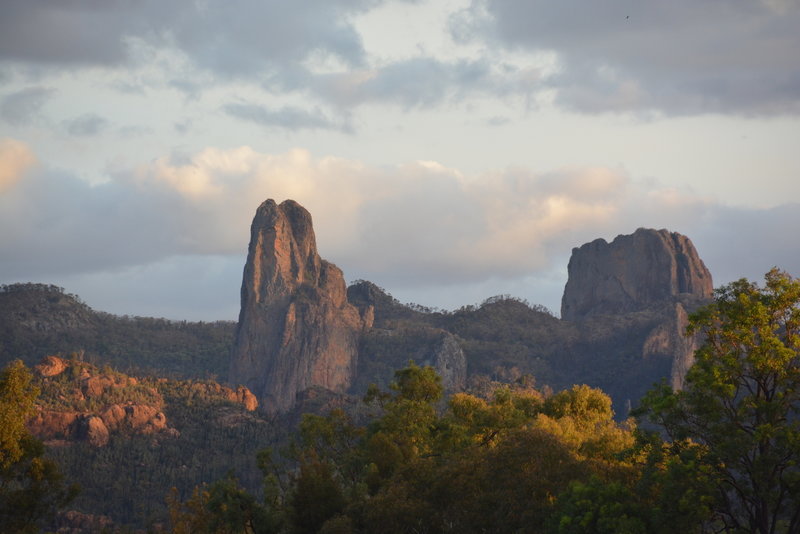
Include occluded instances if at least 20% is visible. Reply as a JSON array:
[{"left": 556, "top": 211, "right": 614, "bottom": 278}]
[
  {"left": 561, "top": 228, "right": 713, "bottom": 321},
  {"left": 561, "top": 228, "right": 713, "bottom": 393},
  {"left": 229, "top": 199, "right": 368, "bottom": 413}
]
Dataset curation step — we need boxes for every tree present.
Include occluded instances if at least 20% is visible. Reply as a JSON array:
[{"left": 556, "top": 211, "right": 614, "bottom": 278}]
[
  {"left": 640, "top": 269, "right": 800, "bottom": 533},
  {"left": 0, "top": 360, "right": 78, "bottom": 533}
]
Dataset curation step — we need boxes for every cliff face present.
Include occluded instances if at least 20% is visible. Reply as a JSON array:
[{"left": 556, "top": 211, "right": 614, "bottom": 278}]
[
  {"left": 561, "top": 228, "right": 712, "bottom": 394},
  {"left": 230, "top": 199, "right": 367, "bottom": 413},
  {"left": 561, "top": 228, "right": 713, "bottom": 321}
]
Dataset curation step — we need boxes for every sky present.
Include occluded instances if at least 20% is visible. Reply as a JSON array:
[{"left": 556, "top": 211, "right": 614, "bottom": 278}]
[{"left": 1, "top": 0, "right": 799, "bottom": 321}]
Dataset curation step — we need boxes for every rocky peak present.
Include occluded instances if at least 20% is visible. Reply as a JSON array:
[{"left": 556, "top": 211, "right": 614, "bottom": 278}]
[
  {"left": 230, "top": 199, "right": 366, "bottom": 413},
  {"left": 561, "top": 228, "right": 713, "bottom": 322},
  {"left": 245, "top": 199, "right": 323, "bottom": 302}
]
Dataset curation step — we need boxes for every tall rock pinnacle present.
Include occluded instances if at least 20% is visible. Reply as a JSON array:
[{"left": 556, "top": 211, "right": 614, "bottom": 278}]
[
  {"left": 561, "top": 228, "right": 713, "bottom": 321},
  {"left": 229, "top": 199, "right": 367, "bottom": 413}
]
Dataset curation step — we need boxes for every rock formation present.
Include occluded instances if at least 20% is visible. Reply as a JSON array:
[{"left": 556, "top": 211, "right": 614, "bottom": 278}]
[
  {"left": 188, "top": 381, "right": 259, "bottom": 412},
  {"left": 229, "top": 199, "right": 368, "bottom": 413},
  {"left": 423, "top": 333, "right": 467, "bottom": 392},
  {"left": 27, "top": 355, "right": 174, "bottom": 447},
  {"left": 561, "top": 228, "right": 713, "bottom": 392},
  {"left": 561, "top": 228, "right": 713, "bottom": 321},
  {"left": 641, "top": 301, "right": 704, "bottom": 390}
]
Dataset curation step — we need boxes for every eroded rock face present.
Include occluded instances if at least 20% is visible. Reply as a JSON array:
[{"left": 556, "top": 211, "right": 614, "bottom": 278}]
[
  {"left": 642, "top": 303, "right": 704, "bottom": 391},
  {"left": 561, "top": 228, "right": 713, "bottom": 321},
  {"left": 230, "top": 199, "right": 365, "bottom": 413},
  {"left": 187, "top": 382, "right": 259, "bottom": 411},
  {"left": 431, "top": 333, "right": 467, "bottom": 392},
  {"left": 561, "top": 228, "right": 713, "bottom": 397}
]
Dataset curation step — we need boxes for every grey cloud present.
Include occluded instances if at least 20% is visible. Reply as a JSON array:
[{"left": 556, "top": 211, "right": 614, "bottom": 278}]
[
  {"left": 689, "top": 204, "right": 800, "bottom": 288},
  {"left": 55, "top": 255, "right": 245, "bottom": 321},
  {"left": 0, "top": 1, "right": 145, "bottom": 65},
  {"left": 174, "top": 119, "right": 193, "bottom": 135},
  {"left": 0, "top": 1, "right": 539, "bottom": 114},
  {"left": 484, "top": 116, "right": 510, "bottom": 126},
  {"left": 109, "top": 79, "right": 149, "bottom": 95},
  {"left": 317, "top": 57, "right": 497, "bottom": 109},
  {"left": 0, "top": 86, "right": 54, "bottom": 125},
  {"left": 0, "top": 168, "right": 182, "bottom": 279},
  {"left": 222, "top": 102, "right": 351, "bottom": 132},
  {"left": 117, "top": 125, "right": 153, "bottom": 137},
  {"left": 0, "top": 1, "right": 375, "bottom": 79},
  {"left": 63, "top": 114, "right": 109, "bottom": 136},
  {"left": 454, "top": 0, "right": 800, "bottom": 116},
  {"left": 165, "top": 1, "right": 371, "bottom": 79}
]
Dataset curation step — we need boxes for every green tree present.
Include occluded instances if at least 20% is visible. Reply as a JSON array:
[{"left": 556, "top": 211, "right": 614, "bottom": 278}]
[
  {"left": 550, "top": 433, "right": 717, "bottom": 534},
  {"left": 640, "top": 269, "right": 800, "bottom": 533},
  {"left": 0, "top": 360, "right": 78, "bottom": 533},
  {"left": 289, "top": 457, "right": 347, "bottom": 534}
]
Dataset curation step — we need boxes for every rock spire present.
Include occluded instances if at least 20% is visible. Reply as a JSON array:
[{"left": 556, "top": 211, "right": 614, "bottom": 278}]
[{"left": 229, "top": 199, "right": 368, "bottom": 413}]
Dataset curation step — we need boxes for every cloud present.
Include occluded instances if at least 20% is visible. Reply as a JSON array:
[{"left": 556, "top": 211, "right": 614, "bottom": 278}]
[
  {"left": 315, "top": 57, "right": 496, "bottom": 109},
  {"left": 312, "top": 57, "right": 542, "bottom": 109},
  {"left": 63, "top": 114, "right": 110, "bottom": 136},
  {"left": 688, "top": 204, "right": 800, "bottom": 288},
  {"left": 3, "top": 143, "right": 798, "bottom": 312},
  {"left": 0, "top": 1, "right": 542, "bottom": 115},
  {"left": 0, "top": 1, "right": 376, "bottom": 77},
  {"left": 0, "top": 1, "right": 146, "bottom": 65},
  {"left": 0, "top": 86, "right": 54, "bottom": 125},
  {"left": 0, "top": 138, "right": 36, "bottom": 193},
  {"left": 222, "top": 102, "right": 351, "bottom": 132},
  {"left": 453, "top": 0, "right": 800, "bottom": 116}
]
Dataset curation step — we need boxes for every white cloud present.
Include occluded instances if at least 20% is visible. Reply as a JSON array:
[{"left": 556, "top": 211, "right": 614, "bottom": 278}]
[{"left": 3, "top": 143, "right": 797, "bottom": 319}]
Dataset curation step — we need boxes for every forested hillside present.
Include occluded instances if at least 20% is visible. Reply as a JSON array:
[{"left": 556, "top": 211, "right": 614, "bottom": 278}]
[
  {"left": 168, "top": 270, "right": 800, "bottom": 533},
  {"left": 350, "top": 282, "right": 679, "bottom": 416},
  {"left": 1, "top": 271, "right": 798, "bottom": 532},
  {"left": 0, "top": 283, "right": 235, "bottom": 379},
  {"left": 20, "top": 355, "right": 281, "bottom": 530}
]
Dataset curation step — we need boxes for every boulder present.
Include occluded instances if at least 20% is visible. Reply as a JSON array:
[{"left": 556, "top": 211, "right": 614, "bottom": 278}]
[
  {"left": 34, "top": 355, "right": 68, "bottom": 377},
  {"left": 27, "top": 409, "right": 80, "bottom": 439},
  {"left": 234, "top": 385, "right": 259, "bottom": 412},
  {"left": 99, "top": 404, "right": 127, "bottom": 431},
  {"left": 83, "top": 416, "right": 109, "bottom": 448},
  {"left": 81, "top": 375, "right": 115, "bottom": 398}
]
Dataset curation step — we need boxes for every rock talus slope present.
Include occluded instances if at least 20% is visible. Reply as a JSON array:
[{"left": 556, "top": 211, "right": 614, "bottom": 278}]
[{"left": 229, "top": 199, "right": 368, "bottom": 413}]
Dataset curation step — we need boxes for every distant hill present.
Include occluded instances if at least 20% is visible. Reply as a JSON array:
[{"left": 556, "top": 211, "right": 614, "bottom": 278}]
[{"left": 0, "top": 283, "right": 235, "bottom": 379}]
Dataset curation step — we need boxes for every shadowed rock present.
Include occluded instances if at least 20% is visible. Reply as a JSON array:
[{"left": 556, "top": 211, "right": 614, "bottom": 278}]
[
  {"left": 561, "top": 228, "right": 713, "bottom": 321},
  {"left": 229, "top": 199, "right": 367, "bottom": 413},
  {"left": 561, "top": 228, "right": 713, "bottom": 393}
]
